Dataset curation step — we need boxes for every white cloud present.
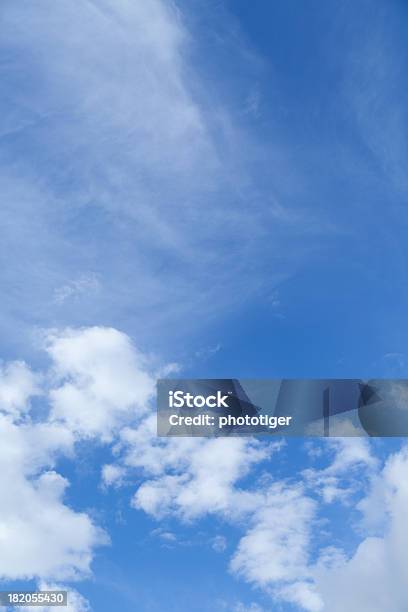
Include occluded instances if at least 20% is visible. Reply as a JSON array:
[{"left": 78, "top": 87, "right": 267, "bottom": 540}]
[
  {"left": 130, "top": 435, "right": 272, "bottom": 520},
  {"left": 314, "top": 446, "right": 408, "bottom": 611},
  {"left": 0, "top": 414, "right": 106, "bottom": 581},
  {"left": 107, "top": 407, "right": 323, "bottom": 610},
  {"left": 277, "top": 581, "right": 323, "bottom": 612},
  {"left": 302, "top": 438, "right": 377, "bottom": 503},
  {"left": 2, "top": 2, "right": 405, "bottom": 610},
  {"left": 230, "top": 483, "right": 316, "bottom": 585},
  {"left": 101, "top": 463, "right": 126, "bottom": 488},
  {"left": 47, "top": 327, "right": 154, "bottom": 440},
  {"left": 0, "top": 361, "right": 41, "bottom": 418},
  {"left": 226, "top": 440, "right": 380, "bottom": 611},
  {"left": 3, "top": 324, "right": 408, "bottom": 612},
  {"left": 0, "top": 325, "right": 157, "bottom": 583},
  {"left": 121, "top": 426, "right": 393, "bottom": 611},
  {"left": 0, "top": 325, "right": 159, "bottom": 582},
  {"left": 111, "top": 414, "right": 284, "bottom": 502}
]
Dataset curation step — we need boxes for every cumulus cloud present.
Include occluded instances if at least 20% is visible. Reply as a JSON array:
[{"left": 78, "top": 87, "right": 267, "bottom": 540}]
[
  {"left": 0, "top": 415, "right": 106, "bottom": 581},
  {"left": 229, "top": 482, "right": 323, "bottom": 611},
  {"left": 96, "top": 369, "right": 393, "bottom": 612},
  {"left": 0, "top": 360, "right": 41, "bottom": 417},
  {"left": 2, "top": 323, "right": 408, "bottom": 612},
  {"left": 277, "top": 581, "right": 323, "bottom": 612},
  {"left": 116, "top": 420, "right": 397, "bottom": 611},
  {"left": 302, "top": 438, "right": 377, "bottom": 504},
  {"left": 132, "top": 439, "right": 267, "bottom": 520},
  {"left": 104, "top": 403, "right": 322, "bottom": 610},
  {"left": 230, "top": 483, "right": 316, "bottom": 585},
  {"left": 127, "top": 433, "right": 273, "bottom": 520},
  {"left": 314, "top": 447, "right": 408, "bottom": 611},
  {"left": 109, "top": 413, "right": 283, "bottom": 493},
  {"left": 0, "top": 325, "right": 156, "bottom": 583},
  {"left": 46, "top": 327, "right": 155, "bottom": 440}
]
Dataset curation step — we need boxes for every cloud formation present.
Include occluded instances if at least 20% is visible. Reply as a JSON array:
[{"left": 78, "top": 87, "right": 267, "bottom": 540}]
[
  {"left": 0, "top": 325, "right": 156, "bottom": 582},
  {"left": 0, "top": 413, "right": 104, "bottom": 581},
  {"left": 0, "top": 0, "right": 312, "bottom": 357},
  {"left": 47, "top": 326, "right": 154, "bottom": 440},
  {"left": 1, "top": 324, "right": 408, "bottom": 611}
]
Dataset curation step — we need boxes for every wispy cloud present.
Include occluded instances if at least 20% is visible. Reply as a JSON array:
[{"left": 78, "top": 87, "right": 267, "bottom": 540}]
[
  {"left": 53, "top": 275, "right": 100, "bottom": 306},
  {"left": 0, "top": 0, "right": 327, "bottom": 357}
]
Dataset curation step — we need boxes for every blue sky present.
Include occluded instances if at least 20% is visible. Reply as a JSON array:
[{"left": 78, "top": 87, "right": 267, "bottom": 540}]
[{"left": 1, "top": 1, "right": 408, "bottom": 611}]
